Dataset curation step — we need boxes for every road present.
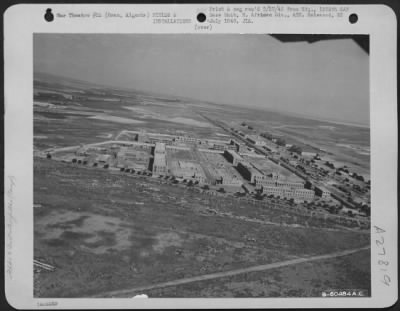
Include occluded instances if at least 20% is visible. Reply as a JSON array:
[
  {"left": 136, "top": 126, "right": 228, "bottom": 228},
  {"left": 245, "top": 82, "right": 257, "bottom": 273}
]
[
  {"left": 45, "top": 140, "right": 154, "bottom": 153},
  {"left": 92, "top": 245, "right": 370, "bottom": 298}
]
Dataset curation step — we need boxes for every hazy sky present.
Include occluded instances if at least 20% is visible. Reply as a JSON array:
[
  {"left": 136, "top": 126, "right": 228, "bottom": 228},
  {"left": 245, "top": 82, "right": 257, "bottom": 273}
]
[{"left": 34, "top": 34, "right": 369, "bottom": 125}]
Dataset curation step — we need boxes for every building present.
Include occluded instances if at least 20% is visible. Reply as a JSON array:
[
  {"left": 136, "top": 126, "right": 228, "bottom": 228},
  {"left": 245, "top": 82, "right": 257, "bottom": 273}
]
[
  {"left": 304, "top": 180, "right": 313, "bottom": 189},
  {"left": 314, "top": 186, "right": 331, "bottom": 199},
  {"left": 301, "top": 151, "right": 318, "bottom": 158},
  {"left": 216, "top": 168, "right": 243, "bottom": 187},
  {"left": 275, "top": 180, "right": 305, "bottom": 189},
  {"left": 237, "top": 144, "right": 247, "bottom": 153},
  {"left": 246, "top": 135, "right": 267, "bottom": 146},
  {"left": 226, "top": 144, "right": 237, "bottom": 151},
  {"left": 263, "top": 186, "right": 315, "bottom": 202},
  {"left": 119, "top": 160, "right": 147, "bottom": 171},
  {"left": 148, "top": 136, "right": 174, "bottom": 145},
  {"left": 236, "top": 161, "right": 263, "bottom": 184},
  {"left": 200, "top": 138, "right": 231, "bottom": 151},
  {"left": 239, "top": 152, "right": 265, "bottom": 159},
  {"left": 198, "top": 148, "right": 224, "bottom": 154},
  {"left": 254, "top": 174, "right": 276, "bottom": 188},
  {"left": 230, "top": 140, "right": 241, "bottom": 152},
  {"left": 132, "top": 131, "right": 175, "bottom": 145},
  {"left": 202, "top": 139, "right": 231, "bottom": 151},
  {"left": 120, "top": 147, "right": 149, "bottom": 161},
  {"left": 212, "top": 143, "right": 227, "bottom": 151},
  {"left": 153, "top": 153, "right": 167, "bottom": 176},
  {"left": 174, "top": 136, "right": 198, "bottom": 144},
  {"left": 76, "top": 146, "right": 108, "bottom": 156},
  {"left": 166, "top": 158, "right": 207, "bottom": 184},
  {"left": 223, "top": 150, "right": 243, "bottom": 166},
  {"left": 116, "top": 146, "right": 151, "bottom": 171},
  {"left": 255, "top": 178, "right": 277, "bottom": 189},
  {"left": 254, "top": 175, "right": 304, "bottom": 190},
  {"left": 193, "top": 171, "right": 207, "bottom": 184},
  {"left": 152, "top": 143, "right": 167, "bottom": 176},
  {"left": 154, "top": 142, "right": 166, "bottom": 154}
]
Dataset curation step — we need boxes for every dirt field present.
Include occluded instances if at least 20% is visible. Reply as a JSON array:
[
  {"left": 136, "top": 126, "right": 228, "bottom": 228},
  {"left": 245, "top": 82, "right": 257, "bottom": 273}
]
[{"left": 34, "top": 158, "right": 370, "bottom": 298}]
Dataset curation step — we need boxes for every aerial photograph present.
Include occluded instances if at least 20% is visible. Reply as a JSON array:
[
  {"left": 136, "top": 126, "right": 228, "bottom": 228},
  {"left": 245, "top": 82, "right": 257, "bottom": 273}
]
[{"left": 33, "top": 34, "right": 371, "bottom": 298}]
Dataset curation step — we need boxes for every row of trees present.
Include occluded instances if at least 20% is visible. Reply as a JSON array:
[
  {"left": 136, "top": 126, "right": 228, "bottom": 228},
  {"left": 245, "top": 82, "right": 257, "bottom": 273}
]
[
  {"left": 338, "top": 166, "right": 368, "bottom": 183},
  {"left": 325, "top": 161, "right": 335, "bottom": 169},
  {"left": 351, "top": 172, "right": 365, "bottom": 182},
  {"left": 276, "top": 138, "right": 286, "bottom": 146}
]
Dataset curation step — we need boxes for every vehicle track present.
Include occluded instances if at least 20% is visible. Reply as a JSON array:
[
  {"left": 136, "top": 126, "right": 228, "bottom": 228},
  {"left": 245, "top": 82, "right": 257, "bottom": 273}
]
[{"left": 92, "top": 245, "right": 370, "bottom": 298}]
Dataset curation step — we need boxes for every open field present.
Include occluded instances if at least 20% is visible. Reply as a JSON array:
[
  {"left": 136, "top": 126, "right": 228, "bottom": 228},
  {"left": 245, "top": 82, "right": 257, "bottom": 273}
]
[
  {"left": 34, "top": 158, "right": 369, "bottom": 298},
  {"left": 88, "top": 115, "right": 146, "bottom": 124},
  {"left": 140, "top": 249, "right": 371, "bottom": 298}
]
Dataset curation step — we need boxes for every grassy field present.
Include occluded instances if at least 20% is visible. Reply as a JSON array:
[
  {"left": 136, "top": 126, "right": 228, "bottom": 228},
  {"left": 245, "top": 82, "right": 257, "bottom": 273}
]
[
  {"left": 34, "top": 158, "right": 370, "bottom": 298},
  {"left": 144, "top": 249, "right": 371, "bottom": 297}
]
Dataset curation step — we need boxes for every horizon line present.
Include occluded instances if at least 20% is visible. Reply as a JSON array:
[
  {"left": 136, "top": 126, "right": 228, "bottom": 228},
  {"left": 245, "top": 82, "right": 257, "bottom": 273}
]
[{"left": 34, "top": 71, "right": 370, "bottom": 129}]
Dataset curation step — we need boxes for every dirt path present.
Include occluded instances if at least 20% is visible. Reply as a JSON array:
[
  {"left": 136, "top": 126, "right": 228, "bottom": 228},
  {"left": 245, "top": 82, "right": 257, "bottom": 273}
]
[{"left": 92, "top": 245, "right": 370, "bottom": 298}]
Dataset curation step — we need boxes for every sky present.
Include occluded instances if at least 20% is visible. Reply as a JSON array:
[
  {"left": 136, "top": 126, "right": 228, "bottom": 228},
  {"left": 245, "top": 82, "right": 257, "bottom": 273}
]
[{"left": 34, "top": 34, "right": 369, "bottom": 125}]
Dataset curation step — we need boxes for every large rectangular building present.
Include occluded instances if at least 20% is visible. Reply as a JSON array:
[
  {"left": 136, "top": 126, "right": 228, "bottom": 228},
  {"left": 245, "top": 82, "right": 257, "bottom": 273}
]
[
  {"left": 254, "top": 175, "right": 304, "bottom": 189},
  {"left": 153, "top": 154, "right": 167, "bottom": 176},
  {"left": 152, "top": 143, "right": 167, "bottom": 176},
  {"left": 224, "top": 150, "right": 243, "bottom": 166},
  {"left": 236, "top": 161, "right": 263, "bottom": 184},
  {"left": 168, "top": 160, "right": 206, "bottom": 183},
  {"left": 154, "top": 142, "right": 166, "bottom": 154},
  {"left": 215, "top": 168, "right": 243, "bottom": 187},
  {"left": 263, "top": 186, "right": 315, "bottom": 203},
  {"left": 117, "top": 146, "right": 151, "bottom": 171},
  {"left": 174, "top": 136, "right": 198, "bottom": 144},
  {"left": 315, "top": 186, "right": 331, "bottom": 200}
]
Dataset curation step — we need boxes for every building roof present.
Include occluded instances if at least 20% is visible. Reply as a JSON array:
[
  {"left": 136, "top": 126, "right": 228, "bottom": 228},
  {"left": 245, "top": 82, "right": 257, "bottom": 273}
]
[
  {"left": 315, "top": 185, "right": 330, "bottom": 192},
  {"left": 154, "top": 153, "right": 166, "bottom": 166},
  {"left": 154, "top": 142, "right": 166, "bottom": 154},
  {"left": 238, "top": 161, "right": 263, "bottom": 177},
  {"left": 225, "top": 149, "right": 243, "bottom": 160}
]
